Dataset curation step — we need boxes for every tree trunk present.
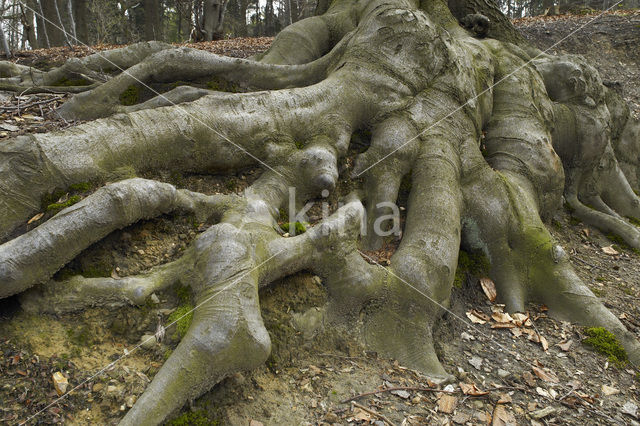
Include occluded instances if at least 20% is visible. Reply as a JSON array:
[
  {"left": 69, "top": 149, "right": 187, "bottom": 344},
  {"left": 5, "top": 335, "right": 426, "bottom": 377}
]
[
  {"left": 0, "top": 22, "right": 11, "bottom": 58},
  {"left": 143, "top": 0, "right": 162, "bottom": 41},
  {"left": 201, "top": 0, "right": 229, "bottom": 40},
  {"left": 72, "top": 0, "right": 89, "bottom": 44},
  {"left": 39, "top": 0, "right": 66, "bottom": 46},
  {"left": 1, "top": 0, "right": 640, "bottom": 424},
  {"left": 35, "top": 0, "right": 50, "bottom": 48},
  {"left": 21, "top": 0, "right": 38, "bottom": 49}
]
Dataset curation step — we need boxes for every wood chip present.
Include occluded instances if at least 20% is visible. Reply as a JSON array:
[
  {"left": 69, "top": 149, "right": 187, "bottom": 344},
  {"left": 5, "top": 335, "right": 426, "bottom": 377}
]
[
  {"left": 492, "top": 404, "right": 516, "bottom": 426},
  {"left": 532, "top": 366, "right": 559, "bottom": 383},
  {"left": 479, "top": 277, "right": 497, "bottom": 302},
  {"left": 602, "top": 245, "right": 619, "bottom": 255},
  {"left": 438, "top": 394, "right": 458, "bottom": 414},
  {"left": 459, "top": 382, "right": 489, "bottom": 396}
]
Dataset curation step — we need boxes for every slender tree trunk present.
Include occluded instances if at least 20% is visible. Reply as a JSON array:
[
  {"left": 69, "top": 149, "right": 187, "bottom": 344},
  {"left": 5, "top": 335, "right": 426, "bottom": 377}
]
[
  {"left": 53, "top": 0, "right": 71, "bottom": 46},
  {"left": 21, "top": 1, "right": 38, "bottom": 49},
  {"left": 0, "top": 22, "right": 11, "bottom": 58},
  {"left": 72, "top": 0, "right": 88, "bottom": 44},
  {"left": 201, "top": 0, "right": 228, "bottom": 40},
  {"left": 65, "top": 0, "right": 76, "bottom": 42},
  {"left": 143, "top": 0, "right": 162, "bottom": 41},
  {"left": 35, "top": 0, "right": 50, "bottom": 48}
]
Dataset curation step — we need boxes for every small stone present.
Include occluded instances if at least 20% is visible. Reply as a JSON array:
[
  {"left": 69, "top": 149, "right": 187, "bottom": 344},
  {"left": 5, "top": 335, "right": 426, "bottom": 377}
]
[
  {"left": 461, "top": 331, "right": 475, "bottom": 341},
  {"left": 140, "top": 334, "right": 157, "bottom": 350},
  {"left": 498, "top": 368, "right": 510, "bottom": 378},
  {"left": 312, "top": 275, "right": 322, "bottom": 285},
  {"left": 150, "top": 293, "right": 160, "bottom": 304},
  {"left": 391, "top": 389, "right": 410, "bottom": 399},
  {"left": 469, "top": 356, "right": 483, "bottom": 370},
  {"left": 137, "top": 249, "right": 145, "bottom": 255},
  {"left": 126, "top": 395, "right": 136, "bottom": 408},
  {"left": 52, "top": 371, "right": 68, "bottom": 396},
  {"left": 622, "top": 401, "right": 638, "bottom": 418},
  {"left": 411, "top": 396, "right": 421, "bottom": 404},
  {"left": 530, "top": 406, "right": 556, "bottom": 419},
  {"left": 602, "top": 385, "right": 620, "bottom": 396},
  {"left": 324, "top": 412, "right": 339, "bottom": 422},
  {"left": 249, "top": 421, "right": 263, "bottom": 426}
]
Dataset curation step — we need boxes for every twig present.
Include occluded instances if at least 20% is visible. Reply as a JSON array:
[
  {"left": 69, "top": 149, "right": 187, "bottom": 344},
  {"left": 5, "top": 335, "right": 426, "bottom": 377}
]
[
  {"left": 341, "top": 386, "right": 456, "bottom": 404},
  {"left": 351, "top": 402, "right": 397, "bottom": 426}
]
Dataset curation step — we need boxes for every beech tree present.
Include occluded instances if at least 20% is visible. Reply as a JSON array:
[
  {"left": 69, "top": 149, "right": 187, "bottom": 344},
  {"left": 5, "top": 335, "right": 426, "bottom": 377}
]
[{"left": 0, "top": 0, "right": 640, "bottom": 424}]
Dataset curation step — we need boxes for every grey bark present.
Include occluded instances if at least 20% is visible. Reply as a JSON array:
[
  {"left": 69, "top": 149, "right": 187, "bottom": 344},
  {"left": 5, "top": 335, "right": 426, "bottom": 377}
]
[
  {"left": 1, "top": 0, "right": 640, "bottom": 424},
  {"left": 0, "top": 22, "right": 10, "bottom": 58}
]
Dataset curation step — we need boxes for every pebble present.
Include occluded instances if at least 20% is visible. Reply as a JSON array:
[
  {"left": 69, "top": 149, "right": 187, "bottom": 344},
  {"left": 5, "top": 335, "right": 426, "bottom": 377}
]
[
  {"left": 324, "top": 412, "right": 339, "bottom": 422},
  {"left": 531, "top": 406, "right": 556, "bottom": 419},
  {"left": 52, "top": 371, "right": 68, "bottom": 395},
  {"left": 498, "top": 368, "right": 510, "bottom": 378}
]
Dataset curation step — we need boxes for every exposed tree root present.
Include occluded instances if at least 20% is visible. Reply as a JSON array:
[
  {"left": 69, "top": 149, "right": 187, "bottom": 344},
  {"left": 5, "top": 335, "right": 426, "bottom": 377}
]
[{"left": 1, "top": 0, "right": 640, "bottom": 424}]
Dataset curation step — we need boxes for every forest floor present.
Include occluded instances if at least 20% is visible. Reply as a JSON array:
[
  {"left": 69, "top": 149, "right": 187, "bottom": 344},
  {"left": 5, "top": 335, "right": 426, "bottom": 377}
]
[{"left": 1, "top": 10, "right": 640, "bottom": 426}]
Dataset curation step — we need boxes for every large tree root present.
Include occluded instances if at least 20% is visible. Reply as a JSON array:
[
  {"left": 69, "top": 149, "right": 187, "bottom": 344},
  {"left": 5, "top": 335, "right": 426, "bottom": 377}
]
[{"left": 2, "top": 0, "right": 640, "bottom": 424}]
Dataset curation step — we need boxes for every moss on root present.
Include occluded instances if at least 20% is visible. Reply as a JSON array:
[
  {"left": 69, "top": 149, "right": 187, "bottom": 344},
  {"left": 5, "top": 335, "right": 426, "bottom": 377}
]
[
  {"left": 454, "top": 249, "right": 491, "bottom": 288},
  {"left": 280, "top": 221, "right": 307, "bottom": 234},
  {"left": 168, "top": 409, "right": 219, "bottom": 426},
  {"left": 206, "top": 77, "right": 240, "bottom": 93},
  {"left": 583, "top": 327, "right": 628, "bottom": 366},
  {"left": 120, "top": 84, "right": 141, "bottom": 106},
  {"left": 46, "top": 195, "right": 81, "bottom": 212},
  {"left": 168, "top": 285, "right": 194, "bottom": 339},
  {"left": 606, "top": 233, "right": 640, "bottom": 255},
  {"left": 53, "top": 77, "right": 92, "bottom": 87}
]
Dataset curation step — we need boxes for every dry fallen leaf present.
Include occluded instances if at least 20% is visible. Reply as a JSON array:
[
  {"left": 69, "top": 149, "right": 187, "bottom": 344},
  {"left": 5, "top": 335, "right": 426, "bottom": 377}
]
[
  {"left": 602, "top": 385, "right": 620, "bottom": 396},
  {"left": 491, "top": 311, "right": 514, "bottom": 323},
  {"left": 27, "top": 212, "right": 44, "bottom": 224},
  {"left": 557, "top": 340, "right": 573, "bottom": 351},
  {"left": 602, "top": 245, "right": 619, "bottom": 255},
  {"left": 522, "top": 371, "right": 537, "bottom": 387},
  {"left": 466, "top": 310, "right": 488, "bottom": 324},
  {"left": 438, "top": 394, "right": 458, "bottom": 414},
  {"left": 459, "top": 382, "right": 489, "bottom": 396},
  {"left": 497, "top": 393, "right": 513, "bottom": 404},
  {"left": 532, "top": 366, "right": 559, "bottom": 383},
  {"left": 492, "top": 404, "right": 516, "bottom": 426},
  {"left": 479, "top": 277, "right": 497, "bottom": 302}
]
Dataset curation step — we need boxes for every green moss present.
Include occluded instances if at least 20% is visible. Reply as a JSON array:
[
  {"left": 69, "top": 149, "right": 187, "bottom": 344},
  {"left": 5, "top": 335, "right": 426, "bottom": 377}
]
[
  {"left": 569, "top": 216, "right": 582, "bottom": 226},
  {"left": 53, "top": 77, "right": 91, "bottom": 87},
  {"left": 606, "top": 233, "right": 640, "bottom": 255},
  {"left": 563, "top": 202, "right": 575, "bottom": 214},
  {"left": 46, "top": 195, "right": 81, "bottom": 212},
  {"left": 454, "top": 249, "right": 491, "bottom": 288},
  {"left": 69, "top": 181, "right": 92, "bottom": 192},
  {"left": 119, "top": 84, "right": 141, "bottom": 106},
  {"left": 168, "top": 304, "right": 194, "bottom": 339},
  {"left": 627, "top": 216, "right": 640, "bottom": 227},
  {"left": 583, "top": 327, "right": 627, "bottom": 366},
  {"left": 168, "top": 409, "right": 218, "bottom": 426},
  {"left": 225, "top": 178, "right": 237, "bottom": 191},
  {"left": 591, "top": 287, "right": 605, "bottom": 297},
  {"left": 175, "top": 284, "right": 192, "bottom": 304},
  {"left": 66, "top": 325, "right": 94, "bottom": 347},
  {"left": 206, "top": 77, "right": 240, "bottom": 93},
  {"left": 294, "top": 140, "right": 305, "bottom": 149},
  {"left": 280, "top": 221, "right": 307, "bottom": 234},
  {"left": 399, "top": 171, "right": 413, "bottom": 194}
]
